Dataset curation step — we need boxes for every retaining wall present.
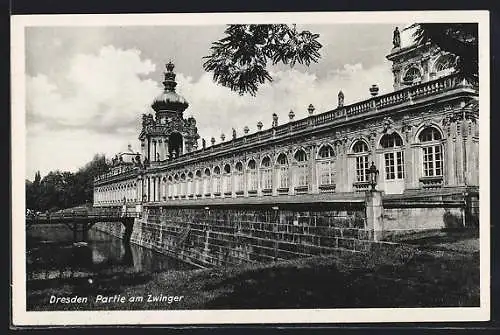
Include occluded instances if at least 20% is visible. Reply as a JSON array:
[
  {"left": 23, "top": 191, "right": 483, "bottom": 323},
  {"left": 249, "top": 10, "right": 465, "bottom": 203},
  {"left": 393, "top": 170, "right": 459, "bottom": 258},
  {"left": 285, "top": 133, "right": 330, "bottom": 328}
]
[
  {"left": 94, "top": 191, "right": 477, "bottom": 268},
  {"left": 95, "top": 204, "right": 381, "bottom": 268}
]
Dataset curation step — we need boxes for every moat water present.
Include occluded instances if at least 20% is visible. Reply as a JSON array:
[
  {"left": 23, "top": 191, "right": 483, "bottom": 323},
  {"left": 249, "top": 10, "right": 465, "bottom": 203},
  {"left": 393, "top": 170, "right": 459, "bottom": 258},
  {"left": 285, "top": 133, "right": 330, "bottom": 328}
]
[{"left": 26, "top": 224, "right": 195, "bottom": 280}]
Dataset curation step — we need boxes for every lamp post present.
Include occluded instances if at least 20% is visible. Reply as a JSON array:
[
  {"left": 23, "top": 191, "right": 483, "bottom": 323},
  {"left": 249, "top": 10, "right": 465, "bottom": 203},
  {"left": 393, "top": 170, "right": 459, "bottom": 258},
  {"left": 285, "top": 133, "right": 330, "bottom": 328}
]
[{"left": 368, "top": 161, "right": 379, "bottom": 191}]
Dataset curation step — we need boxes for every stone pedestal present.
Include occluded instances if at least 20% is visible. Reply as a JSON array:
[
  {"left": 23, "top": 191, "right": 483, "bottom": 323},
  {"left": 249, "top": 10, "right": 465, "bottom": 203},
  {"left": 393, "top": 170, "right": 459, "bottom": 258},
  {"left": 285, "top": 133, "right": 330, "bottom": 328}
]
[{"left": 365, "top": 190, "right": 384, "bottom": 241}]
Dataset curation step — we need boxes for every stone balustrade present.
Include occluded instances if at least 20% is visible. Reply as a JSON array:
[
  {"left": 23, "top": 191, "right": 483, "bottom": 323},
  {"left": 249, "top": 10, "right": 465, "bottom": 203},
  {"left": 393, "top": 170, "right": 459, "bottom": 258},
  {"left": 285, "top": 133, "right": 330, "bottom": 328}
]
[{"left": 104, "top": 73, "right": 474, "bottom": 175}]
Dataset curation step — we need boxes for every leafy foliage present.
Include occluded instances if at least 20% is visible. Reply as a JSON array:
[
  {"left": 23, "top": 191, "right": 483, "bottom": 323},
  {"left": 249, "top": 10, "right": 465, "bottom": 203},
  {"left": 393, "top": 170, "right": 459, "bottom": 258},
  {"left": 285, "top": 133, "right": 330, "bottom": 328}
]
[
  {"left": 203, "top": 24, "right": 322, "bottom": 96},
  {"left": 411, "top": 23, "right": 478, "bottom": 78},
  {"left": 26, "top": 154, "right": 109, "bottom": 212}
]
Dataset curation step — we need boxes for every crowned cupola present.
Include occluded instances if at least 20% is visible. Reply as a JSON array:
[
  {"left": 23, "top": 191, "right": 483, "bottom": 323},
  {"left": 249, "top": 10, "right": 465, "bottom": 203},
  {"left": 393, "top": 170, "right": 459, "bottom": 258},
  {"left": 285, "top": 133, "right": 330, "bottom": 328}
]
[
  {"left": 139, "top": 60, "right": 199, "bottom": 166},
  {"left": 151, "top": 61, "right": 189, "bottom": 115}
]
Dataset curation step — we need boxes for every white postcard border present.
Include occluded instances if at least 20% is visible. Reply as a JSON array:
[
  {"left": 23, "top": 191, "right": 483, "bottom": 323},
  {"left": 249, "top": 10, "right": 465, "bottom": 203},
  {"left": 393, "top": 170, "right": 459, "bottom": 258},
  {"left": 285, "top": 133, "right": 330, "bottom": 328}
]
[{"left": 11, "top": 10, "right": 491, "bottom": 326}]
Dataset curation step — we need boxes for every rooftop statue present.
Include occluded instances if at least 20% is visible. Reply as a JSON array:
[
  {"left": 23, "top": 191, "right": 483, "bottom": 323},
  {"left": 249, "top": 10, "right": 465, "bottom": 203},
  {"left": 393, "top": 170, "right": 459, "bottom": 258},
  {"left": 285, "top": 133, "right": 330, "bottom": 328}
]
[{"left": 393, "top": 27, "right": 401, "bottom": 49}]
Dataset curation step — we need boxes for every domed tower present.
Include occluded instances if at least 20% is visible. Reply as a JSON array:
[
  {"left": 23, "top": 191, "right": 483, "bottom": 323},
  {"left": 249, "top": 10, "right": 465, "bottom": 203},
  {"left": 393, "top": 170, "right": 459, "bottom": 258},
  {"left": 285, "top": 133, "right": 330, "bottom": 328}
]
[{"left": 139, "top": 61, "right": 200, "bottom": 163}]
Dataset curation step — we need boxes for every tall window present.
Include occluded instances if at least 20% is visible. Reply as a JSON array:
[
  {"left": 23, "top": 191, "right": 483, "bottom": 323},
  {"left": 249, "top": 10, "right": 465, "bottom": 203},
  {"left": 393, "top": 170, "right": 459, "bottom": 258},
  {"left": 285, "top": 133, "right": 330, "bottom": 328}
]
[
  {"left": 294, "top": 149, "right": 308, "bottom": 187},
  {"left": 161, "top": 177, "right": 167, "bottom": 200},
  {"left": 247, "top": 159, "right": 257, "bottom": 191},
  {"left": 180, "top": 173, "right": 186, "bottom": 197},
  {"left": 276, "top": 153, "right": 289, "bottom": 189},
  {"left": 195, "top": 170, "right": 202, "bottom": 195},
  {"left": 260, "top": 156, "right": 272, "bottom": 190},
  {"left": 380, "top": 133, "right": 404, "bottom": 180},
  {"left": 213, "top": 166, "right": 221, "bottom": 194},
  {"left": 167, "top": 176, "right": 173, "bottom": 198},
  {"left": 352, "top": 140, "right": 370, "bottom": 182},
  {"left": 419, "top": 127, "right": 443, "bottom": 177},
  {"left": 173, "top": 174, "right": 179, "bottom": 197},
  {"left": 223, "top": 164, "right": 232, "bottom": 194},
  {"left": 317, "top": 144, "right": 336, "bottom": 185},
  {"left": 203, "top": 168, "right": 211, "bottom": 194},
  {"left": 235, "top": 162, "right": 244, "bottom": 192},
  {"left": 187, "top": 172, "right": 193, "bottom": 196}
]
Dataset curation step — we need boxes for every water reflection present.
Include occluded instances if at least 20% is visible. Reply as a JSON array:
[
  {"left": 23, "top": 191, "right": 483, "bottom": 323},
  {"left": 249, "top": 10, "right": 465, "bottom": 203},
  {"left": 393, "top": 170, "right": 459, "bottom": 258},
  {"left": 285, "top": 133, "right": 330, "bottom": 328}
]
[{"left": 26, "top": 225, "right": 194, "bottom": 280}]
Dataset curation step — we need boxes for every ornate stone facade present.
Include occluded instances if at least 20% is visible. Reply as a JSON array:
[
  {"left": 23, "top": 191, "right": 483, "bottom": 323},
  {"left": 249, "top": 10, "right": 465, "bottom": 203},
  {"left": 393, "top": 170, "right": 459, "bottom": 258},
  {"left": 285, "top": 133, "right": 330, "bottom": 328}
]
[{"left": 93, "top": 32, "right": 479, "bottom": 208}]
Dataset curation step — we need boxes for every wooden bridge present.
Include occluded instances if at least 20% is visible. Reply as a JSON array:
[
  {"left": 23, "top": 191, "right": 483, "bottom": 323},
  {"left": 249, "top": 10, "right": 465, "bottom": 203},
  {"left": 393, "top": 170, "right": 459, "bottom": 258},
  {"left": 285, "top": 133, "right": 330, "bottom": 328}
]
[{"left": 26, "top": 207, "right": 141, "bottom": 243}]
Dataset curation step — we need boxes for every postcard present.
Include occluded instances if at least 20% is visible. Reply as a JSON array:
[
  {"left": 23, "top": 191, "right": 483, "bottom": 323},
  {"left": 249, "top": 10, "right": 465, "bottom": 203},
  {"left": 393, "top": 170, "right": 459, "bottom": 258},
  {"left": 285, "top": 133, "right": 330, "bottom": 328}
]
[{"left": 11, "top": 10, "right": 490, "bottom": 326}]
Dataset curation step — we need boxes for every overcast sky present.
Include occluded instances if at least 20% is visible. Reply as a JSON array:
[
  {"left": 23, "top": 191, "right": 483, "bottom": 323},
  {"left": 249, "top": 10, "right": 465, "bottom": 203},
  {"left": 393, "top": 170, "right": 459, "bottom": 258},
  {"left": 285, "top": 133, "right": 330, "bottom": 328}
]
[{"left": 25, "top": 22, "right": 414, "bottom": 180}]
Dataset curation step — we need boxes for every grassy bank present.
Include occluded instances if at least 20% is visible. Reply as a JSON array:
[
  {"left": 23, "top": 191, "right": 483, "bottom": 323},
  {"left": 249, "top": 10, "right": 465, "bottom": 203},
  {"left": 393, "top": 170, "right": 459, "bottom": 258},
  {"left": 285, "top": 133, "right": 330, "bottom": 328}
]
[{"left": 27, "top": 230, "right": 479, "bottom": 311}]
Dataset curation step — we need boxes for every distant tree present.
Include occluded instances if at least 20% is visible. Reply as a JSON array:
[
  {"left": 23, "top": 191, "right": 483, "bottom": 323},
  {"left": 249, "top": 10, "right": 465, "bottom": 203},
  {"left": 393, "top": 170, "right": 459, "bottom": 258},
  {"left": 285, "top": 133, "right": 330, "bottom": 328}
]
[
  {"left": 38, "top": 171, "right": 66, "bottom": 211},
  {"left": 77, "top": 154, "right": 109, "bottom": 203},
  {"left": 203, "top": 24, "right": 322, "bottom": 96},
  {"left": 33, "top": 171, "right": 41, "bottom": 186},
  {"left": 25, "top": 179, "right": 35, "bottom": 211},
  {"left": 25, "top": 154, "right": 110, "bottom": 211},
  {"left": 411, "top": 23, "right": 478, "bottom": 78},
  {"left": 26, "top": 171, "right": 42, "bottom": 210}
]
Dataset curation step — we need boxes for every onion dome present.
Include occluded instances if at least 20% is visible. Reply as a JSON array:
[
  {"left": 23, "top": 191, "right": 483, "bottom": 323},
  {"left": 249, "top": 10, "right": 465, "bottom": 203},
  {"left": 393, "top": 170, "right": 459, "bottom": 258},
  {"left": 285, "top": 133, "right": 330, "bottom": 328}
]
[{"left": 151, "top": 61, "right": 189, "bottom": 112}]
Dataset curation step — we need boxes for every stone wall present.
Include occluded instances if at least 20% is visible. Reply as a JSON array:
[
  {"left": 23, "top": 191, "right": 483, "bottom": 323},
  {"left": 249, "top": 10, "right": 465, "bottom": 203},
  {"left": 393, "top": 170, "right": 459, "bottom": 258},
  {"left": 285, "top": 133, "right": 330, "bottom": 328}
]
[
  {"left": 94, "top": 190, "right": 476, "bottom": 268},
  {"left": 379, "top": 190, "right": 478, "bottom": 240},
  {"left": 383, "top": 207, "right": 464, "bottom": 231},
  {"left": 96, "top": 204, "right": 379, "bottom": 268}
]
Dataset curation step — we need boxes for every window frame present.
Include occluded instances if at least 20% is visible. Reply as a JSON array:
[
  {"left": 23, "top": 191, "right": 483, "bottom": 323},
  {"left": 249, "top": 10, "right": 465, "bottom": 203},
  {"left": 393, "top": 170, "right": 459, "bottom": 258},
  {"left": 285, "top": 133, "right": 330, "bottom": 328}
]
[{"left": 418, "top": 127, "right": 444, "bottom": 178}]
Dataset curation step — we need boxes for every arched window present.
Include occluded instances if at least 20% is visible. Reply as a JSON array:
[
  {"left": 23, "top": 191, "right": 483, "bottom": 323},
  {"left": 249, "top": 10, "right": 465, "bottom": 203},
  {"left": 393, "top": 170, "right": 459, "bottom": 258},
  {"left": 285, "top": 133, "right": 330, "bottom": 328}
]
[
  {"left": 247, "top": 159, "right": 257, "bottom": 192},
  {"left": 195, "top": 170, "right": 202, "bottom": 196},
  {"left": 168, "top": 132, "right": 183, "bottom": 158},
  {"left": 380, "top": 133, "right": 404, "bottom": 180},
  {"left": 276, "top": 153, "right": 289, "bottom": 189},
  {"left": 161, "top": 177, "right": 167, "bottom": 200},
  {"left": 403, "top": 67, "right": 422, "bottom": 85},
  {"left": 235, "top": 162, "right": 244, "bottom": 193},
  {"left": 434, "top": 54, "right": 455, "bottom": 76},
  {"left": 419, "top": 127, "right": 443, "bottom": 177},
  {"left": 203, "top": 168, "right": 211, "bottom": 195},
  {"left": 223, "top": 164, "right": 232, "bottom": 194},
  {"left": 213, "top": 166, "right": 221, "bottom": 195},
  {"left": 352, "top": 140, "right": 370, "bottom": 182},
  {"left": 167, "top": 175, "right": 173, "bottom": 198},
  {"left": 187, "top": 171, "right": 194, "bottom": 197},
  {"left": 294, "top": 149, "right": 308, "bottom": 188},
  {"left": 180, "top": 173, "right": 186, "bottom": 197},
  {"left": 173, "top": 174, "right": 180, "bottom": 197},
  {"left": 260, "top": 156, "right": 272, "bottom": 192},
  {"left": 317, "top": 145, "right": 336, "bottom": 187}
]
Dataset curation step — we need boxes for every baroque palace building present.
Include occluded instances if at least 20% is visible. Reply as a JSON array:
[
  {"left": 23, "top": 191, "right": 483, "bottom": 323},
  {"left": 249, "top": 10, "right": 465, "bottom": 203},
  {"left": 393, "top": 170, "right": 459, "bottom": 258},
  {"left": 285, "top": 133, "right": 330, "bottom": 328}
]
[{"left": 93, "top": 28, "right": 479, "bottom": 208}]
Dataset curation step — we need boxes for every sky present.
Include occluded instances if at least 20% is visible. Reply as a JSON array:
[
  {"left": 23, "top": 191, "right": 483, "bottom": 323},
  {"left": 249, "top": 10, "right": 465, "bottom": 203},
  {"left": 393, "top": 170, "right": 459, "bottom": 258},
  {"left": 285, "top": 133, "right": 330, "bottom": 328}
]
[{"left": 25, "top": 22, "right": 414, "bottom": 180}]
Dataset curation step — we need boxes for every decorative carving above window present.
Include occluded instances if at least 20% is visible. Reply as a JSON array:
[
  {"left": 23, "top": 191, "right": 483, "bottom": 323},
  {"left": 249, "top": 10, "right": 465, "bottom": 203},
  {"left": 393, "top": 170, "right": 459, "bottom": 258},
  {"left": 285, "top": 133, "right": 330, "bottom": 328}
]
[
  {"left": 402, "top": 67, "right": 422, "bottom": 85},
  {"left": 433, "top": 54, "right": 456, "bottom": 74}
]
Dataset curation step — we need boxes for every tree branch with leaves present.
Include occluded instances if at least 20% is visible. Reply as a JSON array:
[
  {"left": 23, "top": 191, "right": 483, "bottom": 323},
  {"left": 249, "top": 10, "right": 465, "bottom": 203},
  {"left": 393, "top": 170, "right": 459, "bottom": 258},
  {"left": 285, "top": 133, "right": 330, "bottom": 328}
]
[
  {"left": 203, "top": 24, "right": 322, "bottom": 96},
  {"left": 411, "top": 23, "right": 478, "bottom": 79}
]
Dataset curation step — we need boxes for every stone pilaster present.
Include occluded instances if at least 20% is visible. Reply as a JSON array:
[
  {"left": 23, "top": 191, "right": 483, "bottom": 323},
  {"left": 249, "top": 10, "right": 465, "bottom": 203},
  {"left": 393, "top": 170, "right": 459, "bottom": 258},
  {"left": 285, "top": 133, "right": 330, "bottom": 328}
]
[
  {"left": 454, "top": 120, "right": 465, "bottom": 185},
  {"left": 444, "top": 119, "right": 456, "bottom": 186},
  {"left": 256, "top": 162, "right": 262, "bottom": 197},
  {"left": 157, "top": 177, "right": 161, "bottom": 201},
  {"left": 147, "top": 137, "right": 152, "bottom": 162},
  {"left": 365, "top": 190, "right": 384, "bottom": 241}
]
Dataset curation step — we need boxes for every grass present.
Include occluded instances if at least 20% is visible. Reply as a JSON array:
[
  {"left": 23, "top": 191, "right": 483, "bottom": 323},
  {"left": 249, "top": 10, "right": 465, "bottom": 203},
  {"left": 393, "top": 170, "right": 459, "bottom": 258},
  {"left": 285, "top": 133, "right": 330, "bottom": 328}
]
[{"left": 27, "top": 230, "right": 480, "bottom": 311}]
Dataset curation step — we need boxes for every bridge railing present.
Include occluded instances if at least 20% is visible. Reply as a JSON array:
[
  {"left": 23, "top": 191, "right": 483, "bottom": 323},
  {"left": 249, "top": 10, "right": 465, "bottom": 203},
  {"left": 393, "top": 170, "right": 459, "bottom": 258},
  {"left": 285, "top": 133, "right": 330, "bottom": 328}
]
[{"left": 26, "top": 208, "right": 141, "bottom": 222}]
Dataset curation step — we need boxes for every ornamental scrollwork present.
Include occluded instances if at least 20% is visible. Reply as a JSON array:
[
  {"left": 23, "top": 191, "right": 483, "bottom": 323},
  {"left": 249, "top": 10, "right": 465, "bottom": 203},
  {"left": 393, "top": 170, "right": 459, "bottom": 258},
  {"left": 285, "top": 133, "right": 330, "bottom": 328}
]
[{"left": 382, "top": 116, "right": 395, "bottom": 134}]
